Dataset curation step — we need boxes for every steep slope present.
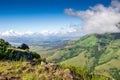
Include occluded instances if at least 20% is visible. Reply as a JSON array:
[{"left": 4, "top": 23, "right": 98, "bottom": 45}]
[
  {"left": 47, "top": 34, "right": 100, "bottom": 64},
  {"left": 47, "top": 33, "right": 120, "bottom": 79}
]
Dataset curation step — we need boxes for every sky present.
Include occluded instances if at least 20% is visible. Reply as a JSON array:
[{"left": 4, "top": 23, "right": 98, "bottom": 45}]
[
  {"left": 0, "top": 0, "right": 112, "bottom": 34},
  {"left": 65, "top": 0, "right": 120, "bottom": 34}
]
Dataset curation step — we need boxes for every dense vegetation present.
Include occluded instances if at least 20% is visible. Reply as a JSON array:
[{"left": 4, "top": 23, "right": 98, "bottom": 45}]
[
  {"left": 0, "top": 39, "right": 110, "bottom": 80},
  {"left": 0, "top": 61, "right": 110, "bottom": 80},
  {"left": 47, "top": 33, "right": 120, "bottom": 80},
  {"left": 0, "top": 39, "right": 40, "bottom": 61}
]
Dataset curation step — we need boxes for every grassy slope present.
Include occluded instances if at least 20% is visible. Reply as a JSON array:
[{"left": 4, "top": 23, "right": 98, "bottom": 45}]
[
  {"left": 0, "top": 61, "right": 110, "bottom": 80},
  {"left": 0, "top": 39, "right": 108, "bottom": 80},
  {"left": 47, "top": 33, "right": 120, "bottom": 79},
  {"left": 0, "top": 61, "right": 73, "bottom": 80},
  {"left": 0, "top": 39, "right": 110, "bottom": 80},
  {"left": 47, "top": 34, "right": 99, "bottom": 64},
  {"left": 61, "top": 52, "right": 86, "bottom": 67}
]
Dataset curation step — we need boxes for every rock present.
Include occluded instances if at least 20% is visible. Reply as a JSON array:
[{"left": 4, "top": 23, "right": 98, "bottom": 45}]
[
  {"left": 39, "top": 75, "right": 46, "bottom": 80},
  {"left": 41, "top": 61, "right": 46, "bottom": 66},
  {"left": 0, "top": 75, "right": 8, "bottom": 80},
  {"left": 65, "top": 74, "right": 73, "bottom": 80},
  {"left": 9, "top": 77, "right": 22, "bottom": 80},
  {"left": 13, "top": 51, "right": 33, "bottom": 60},
  {"left": 27, "top": 60, "right": 35, "bottom": 66},
  {"left": 64, "top": 69, "right": 71, "bottom": 74}
]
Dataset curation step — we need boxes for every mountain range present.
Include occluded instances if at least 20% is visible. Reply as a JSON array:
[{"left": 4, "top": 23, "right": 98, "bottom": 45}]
[{"left": 46, "top": 32, "right": 120, "bottom": 80}]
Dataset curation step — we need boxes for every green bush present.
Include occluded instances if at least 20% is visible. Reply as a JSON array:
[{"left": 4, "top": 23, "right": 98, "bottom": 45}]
[
  {"left": 18, "top": 43, "right": 29, "bottom": 50},
  {"left": 60, "top": 64, "right": 110, "bottom": 80},
  {"left": 31, "top": 52, "right": 40, "bottom": 59},
  {"left": 34, "top": 57, "right": 46, "bottom": 64}
]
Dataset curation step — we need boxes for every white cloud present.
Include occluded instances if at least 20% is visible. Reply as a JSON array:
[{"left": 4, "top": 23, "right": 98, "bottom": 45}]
[
  {"left": 0, "top": 29, "right": 76, "bottom": 37},
  {"left": 0, "top": 30, "right": 23, "bottom": 37},
  {"left": 65, "top": 0, "right": 120, "bottom": 34}
]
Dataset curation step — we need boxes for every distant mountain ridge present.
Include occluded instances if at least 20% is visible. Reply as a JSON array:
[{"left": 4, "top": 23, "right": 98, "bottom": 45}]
[{"left": 0, "top": 30, "right": 80, "bottom": 48}]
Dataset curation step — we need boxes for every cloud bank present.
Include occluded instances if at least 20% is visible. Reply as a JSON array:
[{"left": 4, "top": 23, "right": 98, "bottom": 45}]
[
  {"left": 0, "top": 29, "right": 76, "bottom": 37},
  {"left": 65, "top": 0, "right": 120, "bottom": 34}
]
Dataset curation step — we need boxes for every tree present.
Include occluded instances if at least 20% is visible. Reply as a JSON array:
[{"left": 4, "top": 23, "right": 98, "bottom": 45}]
[{"left": 18, "top": 43, "right": 29, "bottom": 50}]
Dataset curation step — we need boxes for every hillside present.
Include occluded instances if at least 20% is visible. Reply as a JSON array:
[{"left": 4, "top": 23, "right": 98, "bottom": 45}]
[
  {"left": 0, "top": 39, "right": 110, "bottom": 80},
  {"left": 46, "top": 33, "right": 120, "bottom": 80},
  {"left": 0, "top": 39, "right": 40, "bottom": 61}
]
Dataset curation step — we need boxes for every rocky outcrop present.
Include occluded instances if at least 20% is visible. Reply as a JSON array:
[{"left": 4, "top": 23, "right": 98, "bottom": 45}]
[
  {"left": 5, "top": 48, "right": 40, "bottom": 61},
  {"left": 12, "top": 50, "right": 33, "bottom": 60}
]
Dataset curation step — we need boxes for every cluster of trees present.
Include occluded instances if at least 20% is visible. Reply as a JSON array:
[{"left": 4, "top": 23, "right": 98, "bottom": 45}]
[
  {"left": 0, "top": 39, "right": 11, "bottom": 59},
  {"left": 18, "top": 43, "right": 29, "bottom": 50}
]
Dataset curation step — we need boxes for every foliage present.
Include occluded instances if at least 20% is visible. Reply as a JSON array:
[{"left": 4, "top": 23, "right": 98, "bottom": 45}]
[
  {"left": 18, "top": 43, "right": 29, "bottom": 50},
  {"left": 0, "top": 61, "right": 110, "bottom": 80},
  {"left": 30, "top": 51, "right": 40, "bottom": 59},
  {"left": 47, "top": 33, "right": 120, "bottom": 80},
  {"left": 109, "top": 68, "right": 120, "bottom": 80},
  {"left": 0, "top": 39, "right": 11, "bottom": 59},
  {"left": 60, "top": 64, "right": 110, "bottom": 80},
  {"left": 0, "top": 39, "right": 112, "bottom": 80},
  {"left": 0, "top": 39, "right": 41, "bottom": 61}
]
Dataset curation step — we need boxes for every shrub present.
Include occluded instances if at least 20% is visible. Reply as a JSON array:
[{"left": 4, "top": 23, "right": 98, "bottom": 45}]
[
  {"left": 60, "top": 64, "right": 110, "bottom": 80},
  {"left": 18, "top": 43, "right": 29, "bottom": 50},
  {"left": 31, "top": 52, "right": 40, "bottom": 59}
]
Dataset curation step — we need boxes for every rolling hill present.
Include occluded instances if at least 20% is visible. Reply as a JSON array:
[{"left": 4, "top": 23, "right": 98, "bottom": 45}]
[
  {"left": 0, "top": 39, "right": 110, "bottom": 80},
  {"left": 46, "top": 33, "right": 120, "bottom": 80}
]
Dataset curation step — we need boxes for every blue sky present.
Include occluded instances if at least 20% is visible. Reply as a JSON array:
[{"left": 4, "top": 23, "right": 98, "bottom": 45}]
[{"left": 0, "top": 0, "right": 111, "bottom": 32}]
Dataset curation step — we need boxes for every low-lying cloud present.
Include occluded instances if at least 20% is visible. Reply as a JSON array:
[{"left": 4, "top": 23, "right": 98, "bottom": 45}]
[
  {"left": 0, "top": 29, "right": 76, "bottom": 37},
  {"left": 65, "top": 0, "right": 120, "bottom": 34}
]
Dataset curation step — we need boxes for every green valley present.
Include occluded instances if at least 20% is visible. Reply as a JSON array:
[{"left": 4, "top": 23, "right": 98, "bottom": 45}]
[{"left": 0, "top": 39, "right": 110, "bottom": 80}]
